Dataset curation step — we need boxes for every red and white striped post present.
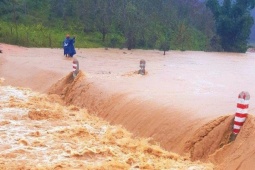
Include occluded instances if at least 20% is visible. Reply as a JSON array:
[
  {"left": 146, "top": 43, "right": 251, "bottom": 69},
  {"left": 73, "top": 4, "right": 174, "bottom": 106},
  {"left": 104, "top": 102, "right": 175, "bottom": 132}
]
[
  {"left": 230, "top": 91, "right": 250, "bottom": 142},
  {"left": 72, "top": 58, "right": 79, "bottom": 78}
]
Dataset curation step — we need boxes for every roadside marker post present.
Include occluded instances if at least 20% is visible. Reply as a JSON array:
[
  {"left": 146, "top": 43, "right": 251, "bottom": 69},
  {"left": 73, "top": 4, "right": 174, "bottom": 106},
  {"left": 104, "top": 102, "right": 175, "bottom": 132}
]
[
  {"left": 73, "top": 58, "right": 79, "bottom": 78},
  {"left": 138, "top": 59, "right": 146, "bottom": 75},
  {"left": 229, "top": 91, "right": 250, "bottom": 142}
]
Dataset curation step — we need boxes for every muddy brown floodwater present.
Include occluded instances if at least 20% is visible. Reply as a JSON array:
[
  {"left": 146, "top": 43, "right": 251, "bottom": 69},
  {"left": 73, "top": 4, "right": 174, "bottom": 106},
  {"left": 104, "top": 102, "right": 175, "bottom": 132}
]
[{"left": 1, "top": 43, "right": 255, "bottom": 169}]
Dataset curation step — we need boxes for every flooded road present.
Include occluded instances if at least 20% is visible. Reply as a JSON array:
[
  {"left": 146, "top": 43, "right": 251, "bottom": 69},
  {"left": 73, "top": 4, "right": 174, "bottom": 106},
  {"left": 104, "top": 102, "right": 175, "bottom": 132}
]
[{"left": 1, "top": 44, "right": 255, "bottom": 169}]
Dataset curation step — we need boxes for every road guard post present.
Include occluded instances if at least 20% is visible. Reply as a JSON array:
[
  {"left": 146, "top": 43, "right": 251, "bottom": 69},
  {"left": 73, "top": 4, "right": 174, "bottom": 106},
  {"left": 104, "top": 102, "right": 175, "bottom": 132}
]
[
  {"left": 73, "top": 58, "right": 79, "bottom": 78},
  {"left": 229, "top": 91, "right": 250, "bottom": 142},
  {"left": 138, "top": 59, "right": 146, "bottom": 75}
]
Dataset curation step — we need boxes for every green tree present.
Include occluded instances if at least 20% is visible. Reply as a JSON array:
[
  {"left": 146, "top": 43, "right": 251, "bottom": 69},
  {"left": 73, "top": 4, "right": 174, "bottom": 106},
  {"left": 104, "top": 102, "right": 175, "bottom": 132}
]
[
  {"left": 93, "top": 0, "right": 112, "bottom": 42},
  {"left": 159, "top": 38, "right": 170, "bottom": 55},
  {"left": 122, "top": 1, "right": 140, "bottom": 50},
  {"left": 206, "top": 0, "right": 255, "bottom": 52}
]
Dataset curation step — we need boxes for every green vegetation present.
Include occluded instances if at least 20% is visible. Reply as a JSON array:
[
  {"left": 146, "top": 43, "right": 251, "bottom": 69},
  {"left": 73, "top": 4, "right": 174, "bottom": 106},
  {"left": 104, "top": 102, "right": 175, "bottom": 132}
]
[
  {"left": 0, "top": 0, "right": 254, "bottom": 52},
  {"left": 0, "top": 21, "right": 104, "bottom": 48},
  {"left": 206, "top": 0, "right": 255, "bottom": 52}
]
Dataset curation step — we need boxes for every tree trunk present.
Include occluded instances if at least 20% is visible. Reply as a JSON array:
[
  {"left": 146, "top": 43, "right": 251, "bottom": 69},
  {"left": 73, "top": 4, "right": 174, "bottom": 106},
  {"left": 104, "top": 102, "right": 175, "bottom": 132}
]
[
  {"left": 26, "top": 31, "right": 29, "bottom": 46},
  {"left": 49, "top": 33, "right": 52, "bottom": 48},
  {"left": 12, "top": 1, "right": 18, "bottom": 44}
]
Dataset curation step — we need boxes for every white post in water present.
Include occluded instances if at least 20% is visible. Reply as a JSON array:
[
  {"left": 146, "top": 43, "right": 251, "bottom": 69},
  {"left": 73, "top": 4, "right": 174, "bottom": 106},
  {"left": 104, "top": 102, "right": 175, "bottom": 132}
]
[
  {"left": 73, "top": 58, "right": 79, "bottom": 78},
  {"left": 230, "top": 91, "right": 250, "bottom": 142},
  {"left": 138, "top": 59, "right": 146, "bottom": 75}
]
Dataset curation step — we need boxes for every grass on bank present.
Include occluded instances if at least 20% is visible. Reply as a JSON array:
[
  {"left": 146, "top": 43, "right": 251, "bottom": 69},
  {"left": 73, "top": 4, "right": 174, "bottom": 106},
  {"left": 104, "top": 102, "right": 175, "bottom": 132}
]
[{"left": 0, "top": 20, "right": 126, "bottom": 48}]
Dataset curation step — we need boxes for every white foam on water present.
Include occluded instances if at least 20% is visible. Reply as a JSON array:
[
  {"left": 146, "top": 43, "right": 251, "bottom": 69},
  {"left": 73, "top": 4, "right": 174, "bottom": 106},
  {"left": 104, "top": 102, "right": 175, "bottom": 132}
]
[{"left": 0, "top": 86, "right": 31, "bottom": 102}]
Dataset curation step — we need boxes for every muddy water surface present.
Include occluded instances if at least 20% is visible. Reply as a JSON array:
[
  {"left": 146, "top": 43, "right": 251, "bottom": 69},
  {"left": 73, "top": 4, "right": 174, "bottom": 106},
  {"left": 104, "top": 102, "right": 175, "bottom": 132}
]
[{"left": 1, "top": 44, "right": 255, "bottom": 169}]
